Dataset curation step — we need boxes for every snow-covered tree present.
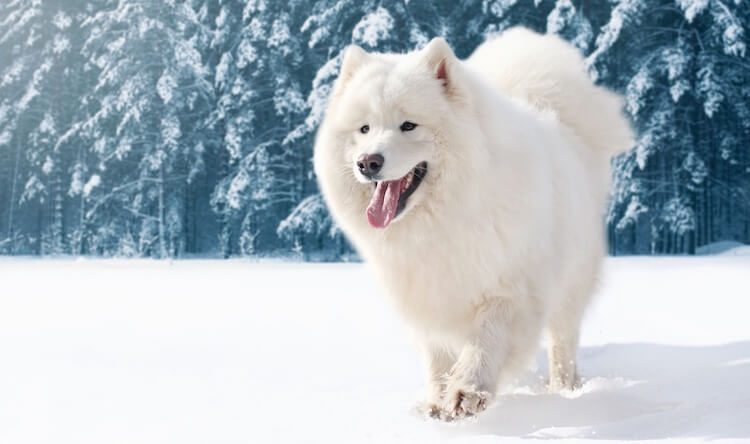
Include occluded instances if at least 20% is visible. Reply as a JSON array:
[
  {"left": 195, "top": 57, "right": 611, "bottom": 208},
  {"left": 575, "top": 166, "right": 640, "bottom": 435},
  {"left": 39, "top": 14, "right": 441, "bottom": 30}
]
[
  {"left": 0, "top": 0, "right": 747, "bottom": 258},
  {"left": 277, "top": 194, "right": 347, "bottom": 260},
  {"left": 204, "top": 0, "right": 312, "bottom": 257},
  {"left": 0, "top": 0, "right": 90, "bottom": 254},
  {"left": 72, "top": 0, "right": 213, "bottom": 257},
  {"left": 592, "top": 0, "right": 750, "bottom": 253}
]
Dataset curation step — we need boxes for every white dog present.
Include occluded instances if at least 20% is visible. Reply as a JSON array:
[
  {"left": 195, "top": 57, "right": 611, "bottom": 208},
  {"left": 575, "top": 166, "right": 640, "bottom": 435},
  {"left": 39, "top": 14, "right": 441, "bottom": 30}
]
[{"left": 314, "top": 27, "right": 632, "bottom": 421}]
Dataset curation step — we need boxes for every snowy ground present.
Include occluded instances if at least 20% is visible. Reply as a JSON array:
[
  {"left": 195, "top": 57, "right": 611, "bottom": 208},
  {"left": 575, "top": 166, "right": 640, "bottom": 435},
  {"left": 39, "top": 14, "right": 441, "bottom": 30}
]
[{"left": 1, "top": 256, "right": 749, "bottom": 444}]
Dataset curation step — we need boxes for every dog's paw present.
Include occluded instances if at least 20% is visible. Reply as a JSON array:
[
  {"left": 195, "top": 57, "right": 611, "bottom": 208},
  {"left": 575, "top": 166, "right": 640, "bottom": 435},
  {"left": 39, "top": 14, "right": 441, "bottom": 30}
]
[
  {"left": 437, "top": 386, "right": 492, "bottom": 422},
  {"left": 415, "top": 379, "right": 448, "bottom": 420},
  {"left": 415, "top": 400, "right": 442, "bottom": 420},
  {"left": 547, "top": 372, "right": 582, "bottom": 393}
]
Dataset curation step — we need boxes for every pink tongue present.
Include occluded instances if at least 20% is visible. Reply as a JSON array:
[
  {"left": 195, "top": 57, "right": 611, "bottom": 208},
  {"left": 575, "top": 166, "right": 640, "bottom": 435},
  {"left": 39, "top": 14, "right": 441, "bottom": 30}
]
[{"left": 366, "top": 179, "right": 404, "bottom": 228}]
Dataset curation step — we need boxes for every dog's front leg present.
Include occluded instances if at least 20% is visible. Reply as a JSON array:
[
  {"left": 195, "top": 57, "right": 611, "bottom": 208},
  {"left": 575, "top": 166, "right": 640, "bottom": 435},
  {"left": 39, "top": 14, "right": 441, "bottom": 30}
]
[
  {"left": 417, "top": 341, "right": 456, "bottom": 418},
  {"left": 437, "top": 301, "right": 510, "bottom": 421}
]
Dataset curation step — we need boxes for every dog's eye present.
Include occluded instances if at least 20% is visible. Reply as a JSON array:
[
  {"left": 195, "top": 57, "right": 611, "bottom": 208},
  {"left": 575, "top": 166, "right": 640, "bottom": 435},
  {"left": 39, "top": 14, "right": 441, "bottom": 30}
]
[
  {"left": 400, "top": 121, "right": 417, "bottom": 132},
  {"left": 359, "top": 125, "right": 370, "bottom": 134}
]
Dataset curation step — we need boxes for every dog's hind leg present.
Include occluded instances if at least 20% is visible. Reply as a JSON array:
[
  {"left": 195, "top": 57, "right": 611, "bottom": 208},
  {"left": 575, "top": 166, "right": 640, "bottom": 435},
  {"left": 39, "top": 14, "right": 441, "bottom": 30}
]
[
  {"left": 546, "top": 270, "right": 598, "bottom": 392},
  {"left": 546, "top": 310, "right": 582, "bottom": 392}
]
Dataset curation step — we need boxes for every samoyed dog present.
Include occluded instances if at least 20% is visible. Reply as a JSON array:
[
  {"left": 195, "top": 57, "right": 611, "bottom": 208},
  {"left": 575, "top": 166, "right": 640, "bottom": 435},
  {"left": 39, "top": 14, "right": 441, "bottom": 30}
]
[{"left": 314, "top": 27, "right": 632, "bottom": 421}]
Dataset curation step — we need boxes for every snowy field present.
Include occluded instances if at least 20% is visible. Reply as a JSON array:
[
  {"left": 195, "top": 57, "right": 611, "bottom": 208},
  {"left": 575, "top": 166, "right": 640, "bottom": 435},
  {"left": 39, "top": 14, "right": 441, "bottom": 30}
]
[{"left": 1, "top": 256, "right": 749, "bottom": 444}]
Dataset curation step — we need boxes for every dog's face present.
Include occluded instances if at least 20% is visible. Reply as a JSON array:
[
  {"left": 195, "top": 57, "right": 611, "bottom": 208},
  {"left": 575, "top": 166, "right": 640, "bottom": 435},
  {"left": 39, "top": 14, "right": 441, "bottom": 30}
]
[{"left": 318, "top": 38, "right": 462, "bottom": 229}]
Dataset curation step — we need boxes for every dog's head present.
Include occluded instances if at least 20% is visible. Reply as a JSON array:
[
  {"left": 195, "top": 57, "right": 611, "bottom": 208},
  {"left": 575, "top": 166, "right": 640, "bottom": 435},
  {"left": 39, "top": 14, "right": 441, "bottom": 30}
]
[{"left": 315, "top": 38, "right": 469, "bottom": 230}]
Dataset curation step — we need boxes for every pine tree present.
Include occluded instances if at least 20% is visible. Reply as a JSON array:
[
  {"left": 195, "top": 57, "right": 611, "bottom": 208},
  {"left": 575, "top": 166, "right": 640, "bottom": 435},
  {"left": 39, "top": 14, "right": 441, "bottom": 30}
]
[
  {"left": 72, "top": 0, "right": 213, "bottom": 257},
  {"left": 0, "top": 0, "right": 90, "bottom": 254},
  {"left": 208, "top": 0, "right": 311, "bottom": 257},
  {"left": 591, "top": 0, "right": 749, "bottom": 254},
  {"left": 0, "top": 0, "right": 747, "bottom": 258}
]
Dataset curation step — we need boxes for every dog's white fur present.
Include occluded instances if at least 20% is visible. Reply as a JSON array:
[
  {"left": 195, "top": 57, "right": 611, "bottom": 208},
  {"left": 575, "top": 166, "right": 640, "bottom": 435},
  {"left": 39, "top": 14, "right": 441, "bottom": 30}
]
[{"left": 314, "top": 28, "right": 632, "bottom": 420}]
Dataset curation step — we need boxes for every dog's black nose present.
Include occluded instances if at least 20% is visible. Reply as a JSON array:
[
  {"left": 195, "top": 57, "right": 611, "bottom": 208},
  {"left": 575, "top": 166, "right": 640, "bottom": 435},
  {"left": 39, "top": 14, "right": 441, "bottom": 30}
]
[{"left": 356, "top": 153, "right": 384, "bottom": 178}]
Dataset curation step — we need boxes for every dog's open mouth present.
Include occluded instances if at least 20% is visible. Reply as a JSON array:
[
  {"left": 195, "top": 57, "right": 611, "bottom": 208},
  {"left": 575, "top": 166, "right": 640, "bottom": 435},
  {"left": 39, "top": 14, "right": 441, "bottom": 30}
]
[{"left": 366, "top": 162, "right": 427, "bottom": 229}]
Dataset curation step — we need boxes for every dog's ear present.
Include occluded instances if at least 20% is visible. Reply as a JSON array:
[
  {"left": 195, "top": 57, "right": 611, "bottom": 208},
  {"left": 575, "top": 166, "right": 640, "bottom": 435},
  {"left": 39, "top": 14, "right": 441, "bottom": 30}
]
[
  {"left": 421, "top": 37, "right": 458, "bottom": 94},
  {"left": 339, "top": 45, "right": 368, "bottom": 84}
]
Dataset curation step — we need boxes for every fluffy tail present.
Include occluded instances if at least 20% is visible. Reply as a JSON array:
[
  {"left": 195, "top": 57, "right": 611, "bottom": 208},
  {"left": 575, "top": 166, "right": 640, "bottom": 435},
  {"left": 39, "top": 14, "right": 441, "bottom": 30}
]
[{"left": 468, "top": 27, "right": 633, "bottom": 157}]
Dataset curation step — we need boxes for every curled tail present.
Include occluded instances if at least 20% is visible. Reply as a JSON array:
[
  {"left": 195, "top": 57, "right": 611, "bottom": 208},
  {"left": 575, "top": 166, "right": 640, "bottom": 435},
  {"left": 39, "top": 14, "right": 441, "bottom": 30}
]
[{"left": 468, "top": 27, "right": 633, "bottom": 157}]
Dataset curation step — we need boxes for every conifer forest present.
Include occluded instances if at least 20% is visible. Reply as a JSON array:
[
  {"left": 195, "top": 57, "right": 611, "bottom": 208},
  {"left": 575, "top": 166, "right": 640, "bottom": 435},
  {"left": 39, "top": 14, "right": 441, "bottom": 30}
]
[{"left": 0, "top": 0, "right": 748, "bottom": 258}]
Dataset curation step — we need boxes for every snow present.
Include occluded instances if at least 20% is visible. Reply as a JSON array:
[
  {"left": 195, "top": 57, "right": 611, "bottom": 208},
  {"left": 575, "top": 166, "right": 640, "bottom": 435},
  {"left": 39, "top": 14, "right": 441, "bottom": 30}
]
[
  {"left": 38, "top": 112, "right": 56, "bottom": 135},
  {"left": 625, "top": 66, "right": 654, "bottom": 119},
  {"left": 215, "top": 52, "right": 231, "bottom": 88},
  {"left": 52, "top": 11, "right": 72, "bottom": 30},
  {"left": 82, "top": 174, "right": 101, "bottom": 197},
  {"left": 1, "top": 257, "right": 749, "bottom": 444},
  {"left": 677, "top": 0, "right": 710, "bottom": 23},
  {"left": 41, "top": 156, "right": 54, "bottom": 175},
  {"left": 546, "top": 0, "right": 593, "bottom": 52},
  {"left": 302, "top": 1, "right": 350, "bottom": 48},
  {"left": 174, "top": 39, "right": 206, "bottom": 76},
  {"left": 661, "top": 197, "right": 696, "bottom": 235},
  {"left": 485, "top": 0, "right": 522, "bottom": 18},
  {"left": 267, "top": 18, "right": 291, "bottom": 51},
  {"left": 697, "top": 64, "right": 724, "bottom": 118},
  {"left": 51, "top": 34, "right": 70, "bottom": 54},
  {"left": 710, "top": 2, "right": 746, "bottom": 57},
  {"left": 586, "top": 0, "right": 645, "bottom": 80},
  {"left": 160, "top": 114, "right": 181, "bottom": 150},
  {"left": 225, "top": 168, "right": 249, "bottom": 209},
  {"left": 68, "top": 164, "right": 85, "bottom": 196},
  {"left": 156, "top": 72, "right": 177, "bottom": 104},
  {"left": 663, "top": 44, "right": 690, "bottom": 103},
  {"left": 1, "top": 59, "right": 24, "bottom": 87},
  {"left": 616, "top": 197, "right": 648, "bottom": 231},
  {"left": 284, "top": 53, "right": 340, "bottom": 144},
  {"left": 0, "top": 129, "right": 11, "bottom": 146},
  {"left": 683, "top": 152, "right": 708, "bottom": 185},
  {"left": 351, "top": 7, "right": 394, "bottom": 48},
  {"left": 410, "top": 27, "right": 429, "bottom": 47},
  {"left": 17, "top": 83, "right": 39, "bottom": 112},
  {"left": 697, "top": 241, "right": 750, "bottom": 256},
  {"left": 235, "top": 38, "right": 257, "bottom": 69},
  {"left": 223, "top": 122, "right": 242, "bottom": 161},
  {"left": 273, "top": 87, "right": 305, "bottom": 116},
  {"left": 277, "top": 193, "right": 335, "bottom": 241}
]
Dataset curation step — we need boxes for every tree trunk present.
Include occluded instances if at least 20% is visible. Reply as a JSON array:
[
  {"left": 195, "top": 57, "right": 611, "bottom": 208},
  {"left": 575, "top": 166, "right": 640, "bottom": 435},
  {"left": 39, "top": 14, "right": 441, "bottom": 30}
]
[
  {"left": 6, "top": 137, "right": 23, "bottom": 253},
  {"left": 158, "top": 166, "right": 167, "bottom": 259}
]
